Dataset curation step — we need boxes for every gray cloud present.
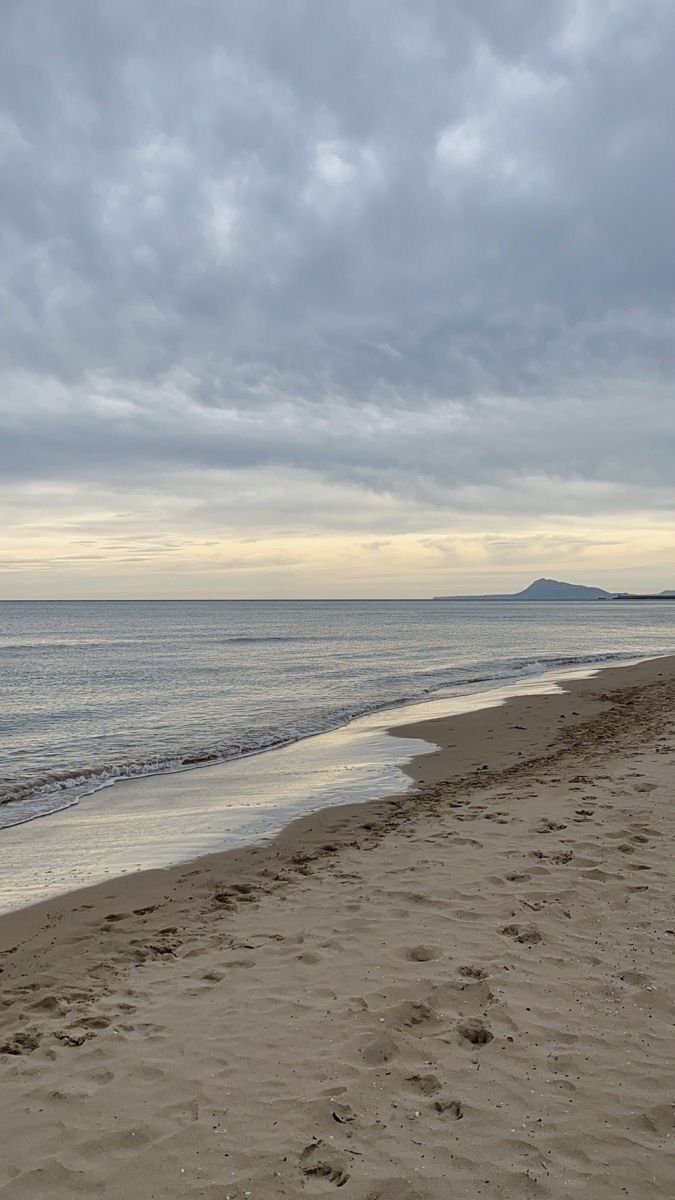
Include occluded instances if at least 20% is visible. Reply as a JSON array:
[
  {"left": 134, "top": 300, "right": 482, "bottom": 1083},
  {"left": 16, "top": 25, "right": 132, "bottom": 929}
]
[{"left": 1, "top": 0, "right": 674, "bottom": 568}]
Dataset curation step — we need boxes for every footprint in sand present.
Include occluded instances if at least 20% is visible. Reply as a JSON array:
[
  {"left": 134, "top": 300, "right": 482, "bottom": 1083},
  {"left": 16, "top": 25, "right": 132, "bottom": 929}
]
[
  {"left": 212, "top": 884, "right": 258, "bottom": 909},
  {"left": 550, "top": 851, "right": 574, "bottom": 865},
  {"left": 129, "top": 929, "right": 182, "bottom": 960},
  {"left": 456, "top": 1017, "right": 493, "bottom": 1045},
  {"left": 0, "top": 1030, "right": 41, "bottom": 1055},
  {"left": 457, "top": 965, "right": 488, "bottom": 980},
  {"left": 620, "top": 969, "right": 654, "bottom": 987},
  {"left": 632, "top": 1103, "right": 675, "bottom": 1135},
  {"left": 433, "top": 1097, "right": 464, "bottom": 1119},
  {"left": 388, "top": 1000, "right": 438, "bottom": 1031},
  {"left": 300, "top": 1141, "right": 350, "bottom": 1188},
  {"left": 431, "top": 977, "right": 493, "bottom": 1015},
  {"left": 79, "top": 1015, "right": 111, "bottom": 1030},
  {"left": 501, "top": 922, "right": 542, "bottom": 944},
  {"left": 406, "top": 1072, "right": 442, "bottom": 1096},
  {"left": 28, "top": 994, "right": 68, "bottom": 1017},
  {"left": 361, "top": 1032, "right": 398, "bottom": 1065},
  {"left": 581, "top": 866, "right": 619, "bottom": 881},
  {"left": 230, "top": 882, "right": 257, "bottom": 897},
  {"left": 403, "top": 944, "right": 438, "bottom": 962},
  {"left": 331, "top": 1102, "right": 356, "bottom": 1125},
  {"left": 54, "top": 1030, "right": 93, "bottom": 1047}
]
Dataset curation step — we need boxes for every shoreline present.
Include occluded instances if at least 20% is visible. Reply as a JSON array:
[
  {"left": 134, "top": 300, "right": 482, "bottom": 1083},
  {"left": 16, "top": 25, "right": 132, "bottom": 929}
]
[
  {"left": 0, "top": 653, "right": 663, "bottom": 918},
  {"left": 0, "top": 653, "right": 671, "bottom": 939},
  {"left": 0, "top": 647, "right": 641, "bottom": 834},
  {"left": 1, "top": 653, "right": 674, "bottom": 1197}
]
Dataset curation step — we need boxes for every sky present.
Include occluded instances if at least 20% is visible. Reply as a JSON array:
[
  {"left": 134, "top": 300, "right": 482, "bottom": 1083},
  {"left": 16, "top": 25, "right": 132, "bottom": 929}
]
[{"left": 1, "top": 0, "right": 674, "bottom": 598}]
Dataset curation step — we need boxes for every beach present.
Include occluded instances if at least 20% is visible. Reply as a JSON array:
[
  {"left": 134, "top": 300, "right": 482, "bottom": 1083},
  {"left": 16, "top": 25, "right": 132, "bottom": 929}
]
[{"left": 1, "top": 654, "right": 674, "bottom": 1198}]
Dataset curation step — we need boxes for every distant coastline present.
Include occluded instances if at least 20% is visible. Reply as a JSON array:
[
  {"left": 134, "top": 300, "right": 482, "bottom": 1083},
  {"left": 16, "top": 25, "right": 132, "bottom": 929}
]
[
  {"left": 434, "top": 594, "right": 675, "bottom": 601},
  {"left": 613, "top": 593, "right": 675, "bottom": 601},
  {"left": 434, "top": 577, "right": 675, "bottom": 602}
]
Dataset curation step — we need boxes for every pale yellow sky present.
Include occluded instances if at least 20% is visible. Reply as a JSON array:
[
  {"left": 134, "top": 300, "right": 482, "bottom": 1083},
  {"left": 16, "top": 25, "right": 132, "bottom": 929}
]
[{"left": 2, "top": 486, "right": 673, "bottom": 597}]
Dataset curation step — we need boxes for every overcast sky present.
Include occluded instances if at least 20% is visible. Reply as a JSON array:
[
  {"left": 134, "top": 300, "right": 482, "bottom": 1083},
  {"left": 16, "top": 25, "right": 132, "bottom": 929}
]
[{"left": 1, "top": 0, "right": 674, "bottom": 597}]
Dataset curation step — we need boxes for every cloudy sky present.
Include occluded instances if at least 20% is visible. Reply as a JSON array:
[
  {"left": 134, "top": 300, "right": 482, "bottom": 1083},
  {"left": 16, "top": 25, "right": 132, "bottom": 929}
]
[{"left": 1, "top": 1, "right": 674, "bottom": 597}]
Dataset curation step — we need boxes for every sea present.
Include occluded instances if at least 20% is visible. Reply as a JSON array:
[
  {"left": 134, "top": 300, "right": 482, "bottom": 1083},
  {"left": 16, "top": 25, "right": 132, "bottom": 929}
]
[{"left": 2, "top": 599, "right": 675, "bottom": 836}]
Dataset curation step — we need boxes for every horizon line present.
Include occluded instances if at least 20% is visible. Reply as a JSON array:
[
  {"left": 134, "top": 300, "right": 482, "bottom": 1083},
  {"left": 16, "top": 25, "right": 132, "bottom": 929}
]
[
  {"left": 0, "top": 594, "right": 669, "bottom": 603},
  {"left": 0, "top": 596, "right": 443, "bottom": 603}
]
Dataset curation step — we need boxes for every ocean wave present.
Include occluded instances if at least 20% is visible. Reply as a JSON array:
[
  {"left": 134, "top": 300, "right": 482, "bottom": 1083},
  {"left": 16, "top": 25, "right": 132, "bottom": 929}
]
[
  {"left": 0, "top": 638, "right": 145, "bottom": 654},
  {"left": 219, "top": 634, "right": 327, "bottom": 644},
  {"left": 0, "top": 647, "right": 642, "bottom": 832}
]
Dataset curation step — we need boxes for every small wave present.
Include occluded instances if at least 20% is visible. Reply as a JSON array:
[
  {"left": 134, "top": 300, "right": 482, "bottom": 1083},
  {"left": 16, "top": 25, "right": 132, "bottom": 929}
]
[
  {"left": 385, "top": 650, "right": 634, "bottom": 692},
  {"left": 0, "top": 793, "right": 82, "bottom": 830},
  {"left": 221, "top": 634, "right": 325, "bottom": 644},
  {"left": 0, "top": 638, "right": 144, "bottom": 654}
]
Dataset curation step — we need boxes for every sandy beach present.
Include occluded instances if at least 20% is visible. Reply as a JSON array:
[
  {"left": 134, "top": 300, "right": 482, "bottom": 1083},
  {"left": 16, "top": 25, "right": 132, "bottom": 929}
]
[{"left": 1, "top": 655, "right": 674, "bottom": 1198}]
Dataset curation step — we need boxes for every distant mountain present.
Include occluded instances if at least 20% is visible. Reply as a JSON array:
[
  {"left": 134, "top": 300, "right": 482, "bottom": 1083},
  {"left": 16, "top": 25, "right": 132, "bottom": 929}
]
[
  {"left": 433, "top": 577, "right": 613, "bottom": 601},
  {"left": 514, "top": 578, "right": 613, "bottom": 600}
]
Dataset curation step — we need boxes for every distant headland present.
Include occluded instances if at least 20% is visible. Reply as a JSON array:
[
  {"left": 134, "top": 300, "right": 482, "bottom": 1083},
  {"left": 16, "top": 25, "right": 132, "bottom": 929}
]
[{"left": 433, "top": 577, "right": 675, "bottom": 601}]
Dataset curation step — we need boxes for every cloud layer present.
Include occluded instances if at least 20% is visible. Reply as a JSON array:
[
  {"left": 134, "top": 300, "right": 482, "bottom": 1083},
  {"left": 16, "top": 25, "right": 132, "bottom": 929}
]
[{"left": 1, "top": 1, "right": 674, "bottom": 594}]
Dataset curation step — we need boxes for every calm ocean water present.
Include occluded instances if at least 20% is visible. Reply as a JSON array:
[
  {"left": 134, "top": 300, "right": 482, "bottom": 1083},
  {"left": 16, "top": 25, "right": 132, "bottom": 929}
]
[{"left": 1, "top": 599, "right": 674, "bottom": 831}]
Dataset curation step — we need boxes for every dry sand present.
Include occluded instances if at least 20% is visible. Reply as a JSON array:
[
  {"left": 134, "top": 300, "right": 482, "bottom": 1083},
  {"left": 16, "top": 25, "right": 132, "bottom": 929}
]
[{"left": 0, "top": 655, "right": 674, "bottom": 1199}]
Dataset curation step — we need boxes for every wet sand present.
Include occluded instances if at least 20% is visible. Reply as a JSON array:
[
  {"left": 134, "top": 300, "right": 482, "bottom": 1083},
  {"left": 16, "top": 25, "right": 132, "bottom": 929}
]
[{"left": 0, "top": 655, "right": 674, "bottom": 1198}]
